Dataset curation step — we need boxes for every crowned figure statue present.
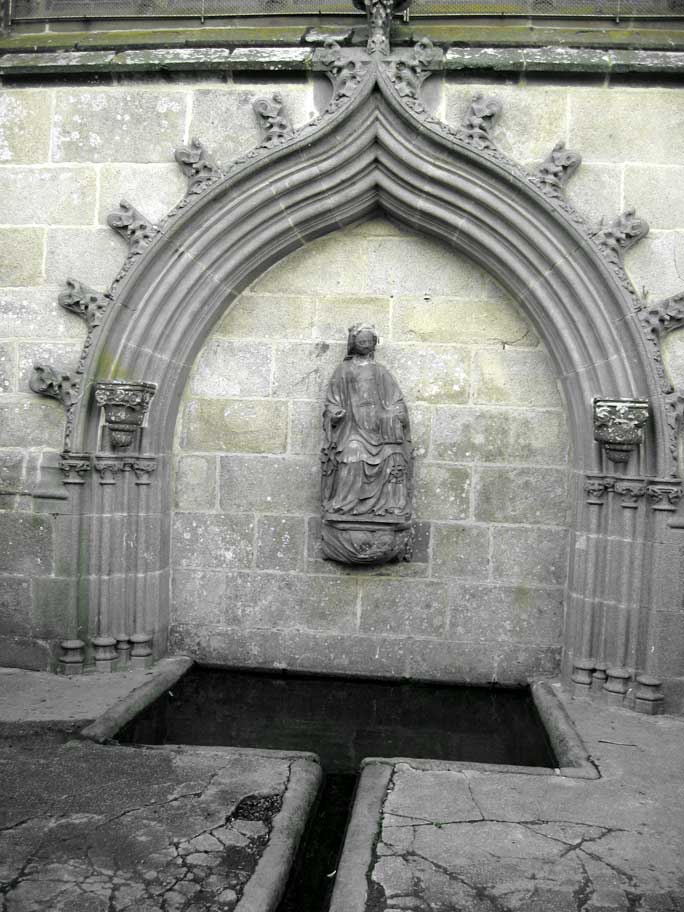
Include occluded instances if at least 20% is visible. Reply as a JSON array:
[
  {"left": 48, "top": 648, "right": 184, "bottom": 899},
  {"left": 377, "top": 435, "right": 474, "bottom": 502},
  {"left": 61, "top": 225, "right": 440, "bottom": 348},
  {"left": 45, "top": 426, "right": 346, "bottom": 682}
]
[{"left": 320, "top": 323, "right": 414, "bottom": 564}]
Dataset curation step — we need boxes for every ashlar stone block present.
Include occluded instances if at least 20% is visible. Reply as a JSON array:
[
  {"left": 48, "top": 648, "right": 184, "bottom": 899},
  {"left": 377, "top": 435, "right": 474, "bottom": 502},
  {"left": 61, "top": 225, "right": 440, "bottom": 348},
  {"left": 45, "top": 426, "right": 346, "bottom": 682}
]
[
  {"left": 565, "top": 163, "right": 622, "bottom": 228},
  {"left": 216, "top": 294, "right": 316, "bottom": 340},
  {"left": 415, "top": 464, "right": 471, "bottom": 521},
  {"left": 0, "top": 229, "right": 45, "bottom": 286},
  {"left": 0, "top": 396, "right": 65, "bottom": 449},
  {"left": 0, "top": 91, "right": 51, "bottom": 164},
  {"left": 431, "top": 407, "right": 568, "bottom": 465},
  {"left": 190, "top": 340, "right": 272, "bottom": 399},
  {"left": 491, "top": 526, "right": 568, "bottom": 587},
  {"left": 625, "top": 232, "right": 684, "bottom": 301},
  {"left": 45, "top": 227, "right": 126, "bottom": 292},
  {"left": 447, "top": 583, "right": 564, "bottom": 645},
  {"left": 662, "top": 330, "right": 684, "bottom": 393},
  {"left": 0, "top": 513, "right": 53, "bottom": 575},
  {"left": 180, "top": 399, "right": 288, "bottom": 453},
  {"left": 474, "top": 467, "right": 570, "bottom": 525},
  {"left": 256, "top": 515, "right": 305, "bottom": 571},
  {"left": 289, "top": 399, "right": 323, "bottom": 455},
  {"left": 272, "top": 341, "right": 345, "bottom": 400},
  {"left": 0, "top": 342, "right": 15, "bottom": 395},
  {"left": 220, "top": 454, "right": 319, "bottom": 514},
  {"left": 0, "top": 577, "right": 32, "bottom": 637},
  {"left": 313, "top": 296, "right": 390, "bottom": 342},
  {"left": 0, "top": 451, "right": 24, "bottom": 494},
  {"left": 392, "top": 295, "right": 531, "bottom": 346},
  {"left": 381, "top": 345, "right": 469, "bottom": 405},
  {"left": 253, "top": 234, "right": 369, "bottom": 296},
  {"left": 172, "top": 513, "right": 254, "bottom": 570},
  {"left": 174, "top": 455, "right": 217, "bottom": 512},
  {"left": 431, "top": 523, "right": 490, "bottom": 580},
  {"left": 98, "top": 164, "right": 187, "bottom": 226},
  {"left": 473, "top": 349, "right": 561, "bottom": 407},
  {"left": 17, "top": 341, "right": 83, "bottom": 392},
  {"left": 359, "top": 579, "right": 448, "bottom": 638},
  {"left": 0, "top": 167, "right": 96, "bottom": 226},
  {"left": 0, "top": 287, "right": 84, "bottom": 340},
  {"left": 52, "top": 89, "right": 187, "bottom": 163}
]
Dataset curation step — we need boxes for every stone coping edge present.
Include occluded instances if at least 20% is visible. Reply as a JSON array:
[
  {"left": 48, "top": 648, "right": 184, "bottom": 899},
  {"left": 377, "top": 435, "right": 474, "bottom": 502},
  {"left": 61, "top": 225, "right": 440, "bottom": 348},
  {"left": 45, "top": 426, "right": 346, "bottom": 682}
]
[
  {"left": 79, "top": 654, "right": 193, "bottom": 743},
  {"left": 358, "top": 679, "right": 598, "bottom": 780},
  {"left": 1, "top": 44, "right": 684, "bottom": 76},
  {"left": 236, "top": 756, "right": 323, "bottom": 912},
  {"left": 328, "top": 762, "right": 392, "bottom": 912}
]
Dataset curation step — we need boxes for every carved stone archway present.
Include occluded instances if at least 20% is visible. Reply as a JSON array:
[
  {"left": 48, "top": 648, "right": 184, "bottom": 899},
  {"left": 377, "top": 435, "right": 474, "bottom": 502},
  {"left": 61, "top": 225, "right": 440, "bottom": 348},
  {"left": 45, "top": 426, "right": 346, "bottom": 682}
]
[{"left": 33, "top": 35, "right": 684, "bottom": 710}]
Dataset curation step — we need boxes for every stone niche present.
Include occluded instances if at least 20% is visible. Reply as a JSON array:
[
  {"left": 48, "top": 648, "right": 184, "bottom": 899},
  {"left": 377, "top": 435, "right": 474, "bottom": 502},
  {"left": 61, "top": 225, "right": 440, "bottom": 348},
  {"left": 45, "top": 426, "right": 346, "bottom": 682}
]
[{"left": 170, "top": 218, "right": 571, "bottom": 684}]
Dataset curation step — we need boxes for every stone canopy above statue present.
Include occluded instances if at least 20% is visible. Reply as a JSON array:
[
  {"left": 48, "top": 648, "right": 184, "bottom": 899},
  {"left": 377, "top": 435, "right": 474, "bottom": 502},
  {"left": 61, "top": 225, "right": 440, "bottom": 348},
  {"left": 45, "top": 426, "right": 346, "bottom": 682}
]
[{"left": 320, "top": 323, "right": 415, "bottom": 565}]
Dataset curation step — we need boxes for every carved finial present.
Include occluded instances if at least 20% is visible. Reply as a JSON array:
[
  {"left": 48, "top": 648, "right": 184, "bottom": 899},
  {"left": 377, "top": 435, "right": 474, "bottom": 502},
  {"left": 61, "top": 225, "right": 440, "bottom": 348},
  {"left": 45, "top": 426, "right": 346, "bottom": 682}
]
[
  {"left": 253, "top": 94, "right": 295, "bottom": 146},
  {"left": 320, "top": 40, "right": 368, "bottom": 111},
  {"left": 591, "top": 208, "right": 649, "bottom": 267},
  {"left": 638, "top": 291, "right": 684, "bottom": 341},
  {"left": 536, "top": 141, "right": 582, "bottom": 197},
  {"left": 29, "top": 364, "right": 80, "bottom": 407},
  {"left": 388, "top": 38, "right": 439, "bottom": 107},
  {"left": 352, "top": 0, "right": 412, "bottom": 55},
  {"left": 457, "top": 94, "right": 502, "bottom": 151},
  {"left": 593, "top": 398, "right": 649, "bottom": 464},
  {"left": 58, "top": 278, "right": 109, "bottom": 330},
  {"left": 107, "top": 201, "right": 157, "bottom": 255},
  {"left": 174, "top": 138, "right": 222, "bottom": 195}
]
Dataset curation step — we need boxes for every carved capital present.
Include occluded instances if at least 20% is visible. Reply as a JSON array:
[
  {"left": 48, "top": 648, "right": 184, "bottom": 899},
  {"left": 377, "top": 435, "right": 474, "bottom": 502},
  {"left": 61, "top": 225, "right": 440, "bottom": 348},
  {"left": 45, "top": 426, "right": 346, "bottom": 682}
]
[
  {"left": 125, "top": 456, "right": 157, "bottom": 484},
  {"left": 93, "top": 458, "right": 123, "bottom": 484},
  {"left": 174, "top": 138, "right": 222, "bottom": 195},
  {"left": 59, "top": 454, "right": 91, "bottom": 484},
  {"left": 535, "top": 141, "right": 581, "bottom": 197},
  {"left": 613, "top": 480, "right": 647, "bottom": 508},
  {"left": 352, "top": 0, "right": 412, "bottom": 55},
  {"left": 253, "top": 94, "right": 295, "bottom": 146},
  {"left": 584, "top": 475, "right": 614, "bottom": 504},
  {"left": 58, "top": 278, "right": 109, "bottom": 330},
  {"left": 593, "top": 398, "right": 649, "bottom": 464},
  {"left": 647, "top": 482, "right": 684, "bottom": 512},
  {"left": 107, "top": 201, "right": 157, "bottom": 255},
  {"left": 94, "top": 381, "right": 156, "bottom": 450},
  {"left": 456, "top": 95, "right": 502, "bottom": 152},
  {"left": 591, "top": 209, "right": 649, "bottom": 267}
]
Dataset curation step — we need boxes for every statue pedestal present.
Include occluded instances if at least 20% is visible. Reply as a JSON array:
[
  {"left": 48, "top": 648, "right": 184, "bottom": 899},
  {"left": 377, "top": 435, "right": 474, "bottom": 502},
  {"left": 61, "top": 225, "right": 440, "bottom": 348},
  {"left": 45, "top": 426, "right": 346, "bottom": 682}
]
[{"left": 321, "top": 515, "right": 413, "bottom": 565}]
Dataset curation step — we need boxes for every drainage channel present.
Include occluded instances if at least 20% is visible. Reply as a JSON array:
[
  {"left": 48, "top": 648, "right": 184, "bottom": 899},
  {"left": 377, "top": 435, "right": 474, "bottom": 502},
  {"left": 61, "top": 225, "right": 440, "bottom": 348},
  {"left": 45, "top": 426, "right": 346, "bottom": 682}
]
[{"left": 116, "top": 666, "right": 556, "bottom": 912}]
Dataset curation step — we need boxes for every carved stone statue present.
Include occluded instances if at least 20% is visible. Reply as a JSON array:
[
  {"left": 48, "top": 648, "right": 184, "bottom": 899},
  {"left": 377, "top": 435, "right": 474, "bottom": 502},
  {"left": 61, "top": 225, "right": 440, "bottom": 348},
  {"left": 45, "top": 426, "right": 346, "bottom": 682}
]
[{"left": 321, "top": 323, "right": 414, "bottom": 564}]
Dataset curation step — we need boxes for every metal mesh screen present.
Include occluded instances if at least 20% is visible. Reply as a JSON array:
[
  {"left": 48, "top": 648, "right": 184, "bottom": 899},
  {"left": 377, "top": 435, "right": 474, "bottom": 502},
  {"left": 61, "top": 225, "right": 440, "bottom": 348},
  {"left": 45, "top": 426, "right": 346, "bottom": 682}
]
[{"left": 10, "top": 0, "right": 684, "bottom": 18}]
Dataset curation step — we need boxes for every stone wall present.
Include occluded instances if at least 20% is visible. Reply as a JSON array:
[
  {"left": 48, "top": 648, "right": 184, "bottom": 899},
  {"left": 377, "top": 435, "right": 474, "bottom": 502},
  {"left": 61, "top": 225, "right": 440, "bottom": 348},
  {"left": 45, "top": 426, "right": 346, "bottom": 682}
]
[{"left": 1, "top": 73, "right": 683, "bottom": 678}]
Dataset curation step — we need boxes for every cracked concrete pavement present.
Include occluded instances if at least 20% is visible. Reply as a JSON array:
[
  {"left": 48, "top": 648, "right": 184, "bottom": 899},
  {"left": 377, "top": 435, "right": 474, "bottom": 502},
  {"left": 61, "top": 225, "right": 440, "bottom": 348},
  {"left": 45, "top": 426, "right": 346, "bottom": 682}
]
[{"left": 337, "top": 686, "right": 684, "bottom": 912}]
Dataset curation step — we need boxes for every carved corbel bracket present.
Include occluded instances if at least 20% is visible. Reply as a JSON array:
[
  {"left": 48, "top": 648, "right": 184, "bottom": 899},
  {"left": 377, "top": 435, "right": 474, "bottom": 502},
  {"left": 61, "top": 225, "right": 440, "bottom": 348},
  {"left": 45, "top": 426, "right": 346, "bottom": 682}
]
[
  {"left": 107, "top": 201, "right": 158, "bottom": 255},
  {"left": 591, "top": 208, "right": 649, "bottom": 268},
  {"left": 174, "top": 138, "right": 222, "bottom": 195},
  {"left": 456, "top": 94, "right": 503, "bottom": 152},
  {"left": 352, "top": 0, "right": 412, "bottom": 55},
  {"left": 253, "top": 94, "right": 295, "bottom": 146},
  {"left": 534, "top": 141, "right": 582, "bottom": 198},
  {"left": 29, "top": 364, "right": 80, "bottom": 408},
  {"left": 638, "top": 291, "right": 684, "bottom": 343},
  {"left": 94, "top": 380, "right": 156, "bottom": 450},
  {"left": 593, "top": 398, "right": 649, "bottom": 464},
  {"left": 59, "top": 278, "right": 110, "bottom": 331}
]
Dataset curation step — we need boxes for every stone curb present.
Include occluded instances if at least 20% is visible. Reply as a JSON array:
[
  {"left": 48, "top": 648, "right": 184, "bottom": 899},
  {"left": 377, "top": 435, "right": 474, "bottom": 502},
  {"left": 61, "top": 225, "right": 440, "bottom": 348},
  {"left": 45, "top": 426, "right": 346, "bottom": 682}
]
[
  {"left": 79, "top": 654, "right": 193, "bottom": 743},
  {"left": 236, "top": 756, "right": 323, "bottom": 912},
  {"left": 329, "top": 762, "right": 393, "bottom": 912},
  {"left": 531, "top": 679, "right": 599, "bottom": 779}
]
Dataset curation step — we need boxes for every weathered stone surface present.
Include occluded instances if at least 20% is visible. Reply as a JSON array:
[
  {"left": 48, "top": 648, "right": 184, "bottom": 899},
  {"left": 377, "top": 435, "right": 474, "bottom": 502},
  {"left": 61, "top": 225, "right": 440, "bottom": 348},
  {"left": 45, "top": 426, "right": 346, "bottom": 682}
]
[
  {"left": 289, "top": 399, "right": 322, "bottom": 455},
  {"left": 0, "top": 397, "right": 65, "bottom": 448},
  {"left": 216, "top": 293, "right": 315, "bottom": 339},
  {"left": 45, "top": 227, "right": 126, "bottom": 291},
  {"left": 431, "top": 406, "right": 568, "bottom": 465},
  {"left": 367, "top": 236, "right": 508, "bottom": 299},
  {"left": 662, "top": 329, "right": 684, "bottom": 392},
  {"left": 415, "top": 464, "right": 471, "bottom": 521},
  {"left": 0, "top": 91, "right": 51, "bottom": 163},
  {"left": 272, "top": 341, "right": 345, "bottom": 400},
  {"left": 172, "top": 513, "right": 254, "bottom": 570},
  {"left": 406, "top": 639, "right": 499, "bottom": 683},
  {"left": 256, "top": 515, "right": 305, "bottom": 571},
  {"left": 569, "top": 88, "right": 684, "bottom": 165},
  {"left": 492, "top": 526, "right": 568, "bottom": 586},
  {"left": 0, "top": 451, "right": 24, "bottom": 494},
  {"left": 0, "top": 341, "right": 15, "bottom": 395},
  {"left": 565, "top": 162, "right": 622, "bottom": 227},
  {"left": 446, "top": 83, "right": 567, "bottom": 163},
  {"left": 474, "top": 466, "right": 569, "bottom": 525},
  {"left": 624, "top": 164, "right": 684, "bottom": 232},
  {"left": 31, "top": 576, "right": 74, "bottom": 638},
  {"left": 98, "top": 163, "right": 186, "bottom": 226},
  {"left": 0, "top": 513, "right": 53, "bottom": 575},
  {"left": 52, "top": 89, "right": 187, "bottom": 163},
  {"left": 0, "top": 287, "right": 84, "bottom": 340},
  {"left": 651, "top": 610, "right": 684, "bottom": 676},
  {"left": 381, "top": 346, "right": 469, "bottom": 405},
  {"left": 625, "top": 232, "right": 684, "bottom": 300},
  {"left": 392, "top": 294, "right": 531, "bottom": 345},
  {"left": 17, "top": 341, "right": 83, "bottom": 391},
  {"left": 0, "top": 229, "right": 44, "bottom": 286},
  {"left": 220, "top": 455, "right": 319, "bottom": 513},
  {"left": 431, "top": 523, "right": 490, "bottom": 579},
  {"left": 253, "top": 234, "right": 368, "bottom": 295},
  {"left": 0, "top": 634, "right": 51, "bottom": 670},
  {"left": 0, "top": 576, "right": 32, "bottom": 636},
  {"left": 189, "top": 85, "right": 313, "bottom": 164},
  {"left": 0, "top": 167, "right": 96, "bottom": 226},
  {"left": 174, "top": 455, "right": 217, "bottom": 512},
  {"left": 313, "top": 296, "right": 390, "bottom": 342},
  {"left": 180, "top": 398, "right": 288, "bottom": 453},
  {"left": 447, "top": 582, "right": 564, "bottom": 644},
  {"left": 473, "top": 349, "right": 561, "bottom": 407},
  {"left": 190, "top": 340, "right": 272, "bottom": 398},
  {"left": 359, "top": 580, "right": 448, "bottom": 637}
]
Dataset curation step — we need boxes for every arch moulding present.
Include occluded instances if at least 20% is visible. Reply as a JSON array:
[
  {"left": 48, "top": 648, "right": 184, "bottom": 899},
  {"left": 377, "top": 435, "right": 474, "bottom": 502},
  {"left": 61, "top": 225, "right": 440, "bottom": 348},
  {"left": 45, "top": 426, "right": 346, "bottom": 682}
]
[{"left": 31, "top": 37, "right": 684, "bottom": 711}]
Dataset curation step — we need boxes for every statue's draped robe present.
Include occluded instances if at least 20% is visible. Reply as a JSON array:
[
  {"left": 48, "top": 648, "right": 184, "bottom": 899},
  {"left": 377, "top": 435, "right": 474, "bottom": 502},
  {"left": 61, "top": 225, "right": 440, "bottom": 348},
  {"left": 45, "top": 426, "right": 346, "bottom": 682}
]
[{"left": 321, "top": 357, "right": 412, "bottom": 517}]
